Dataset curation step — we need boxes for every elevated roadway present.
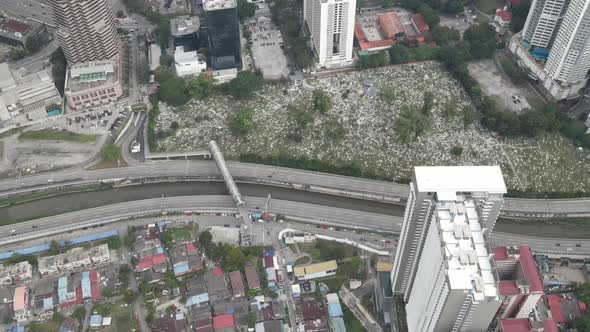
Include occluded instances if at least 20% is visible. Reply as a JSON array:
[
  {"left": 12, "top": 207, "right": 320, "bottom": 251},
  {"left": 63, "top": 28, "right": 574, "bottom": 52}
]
[
  {"left": 0, "top": 160, "right": 589, "bottom": 218},
  {"left": 1, "top": 196, "right": 588, "bottom": 257}
]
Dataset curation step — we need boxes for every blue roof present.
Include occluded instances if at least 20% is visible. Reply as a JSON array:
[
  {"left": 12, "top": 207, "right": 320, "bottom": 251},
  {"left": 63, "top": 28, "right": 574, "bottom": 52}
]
[
  {"left": 89, "top": 315, "right": 102, "bottom": 327},
  {"left": 174, "top": 263, "right": 189, "bottom": 276},
  {"left": 328, "top": 302, "right": 343, "bottom": 318},
  {"left": 58, "top": 276, "right": 68, "bottom": 303},
  {"left": 12, "top": 326, "right": 24, "bottom": 332},
  {"left": 186, "top": 293, "right": 209, "bottom": 306},
  {"left": 82, "top": 272, "right": 91, "bottom": 299},
  {"left": 331, "top": 317, "right": 346, "bottom": 332},
  {"left": 43, "top": 297, "right": 53, "bottom": 310},
  {"left": 0, "top": 230, "right": 118, "bottom": 261}
]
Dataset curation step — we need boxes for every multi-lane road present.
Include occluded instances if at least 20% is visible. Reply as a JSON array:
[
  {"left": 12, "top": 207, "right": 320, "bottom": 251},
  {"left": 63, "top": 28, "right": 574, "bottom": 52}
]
[
  {"left": 1, "top": 195, "right": 589, "bottom": 257},
  {"left": 2, "top": 160, "right": 590, "bottom": 218}
]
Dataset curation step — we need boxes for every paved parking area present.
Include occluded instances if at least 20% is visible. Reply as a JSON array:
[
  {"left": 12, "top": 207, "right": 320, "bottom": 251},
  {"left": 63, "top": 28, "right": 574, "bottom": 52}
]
[{"left": 248, "top": 16, "right": 289, "bottom": 80}]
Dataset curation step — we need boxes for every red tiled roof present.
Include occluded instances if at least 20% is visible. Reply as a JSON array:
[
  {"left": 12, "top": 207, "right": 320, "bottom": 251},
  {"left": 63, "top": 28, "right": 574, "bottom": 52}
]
[
  {"left": 359, "top": 39, "right": 395, "bottom": 50},
  {"left": 301, "top": 301, "right": 323, "bottom": 321},
  {"left": 580, "top": 301, "right": 587, "bottom": 314},
  {"left": 495, "top": 9, "right": 512, "bottom": 22},
  {"left": 212, "top": 268, "right": 223, "bottom": 277},
  {"left": 89, "top": 270, "right": 98, "bottom": 283},
  {"left": 548, "top": 295, "right": 564, "bottom": 323},
  {"left": 245, "top": 263, "right": 260, "bottom": 290},
  {"left": 499, "top": 318, "right": 531, "bottom": 332},
  {"left": 498, "top": 280, "right": 519, "bottom": 295},
  {"left": 194, "top": 319, "right": 213, "bottom": 332},
  {"left": 377, "top": 12, "right": 406, "bottom": 38},
  {"left": 229, "top": 271, "right": 245, "bottom": 296},
  {"left": 354, "top": 23, "right": 366, "bottom": 41},
  {"left": 492, "top": 247, "right": 509, "bottom": 260},
  {"left": 186, "top": 243, "right": 196, "bottom": 252},
  {"left": 411, "top": 14, "right": 430, "bottom": 33},
  {"left": 0, "top": 20, "right": 31, "bottom": 34},
  {"left": 518, "top": 247, "right": 543, "bottom": 292},
  {"left": 543, "top": 318, "right": 558, "bottom": 332},
  {"left": 213, "top": 314, "right": 234, "bottom": 329},
  {"left": 90, "top": 282, "right": 100, "bottom": 300},
  {"left": 264, "top": 256, "right": 274, "bottom": 268},
  {"left": 152, "top": 253, "right": 166, "bottom": 265}
]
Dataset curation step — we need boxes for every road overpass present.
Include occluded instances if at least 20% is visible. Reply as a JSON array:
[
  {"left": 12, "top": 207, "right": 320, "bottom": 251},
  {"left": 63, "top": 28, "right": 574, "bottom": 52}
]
[
  {"left": 1, "top": 196, "right": 588, "bottom": 257},
  {"left": 1, "top": 160, "right": 589, "bottom": 218}
]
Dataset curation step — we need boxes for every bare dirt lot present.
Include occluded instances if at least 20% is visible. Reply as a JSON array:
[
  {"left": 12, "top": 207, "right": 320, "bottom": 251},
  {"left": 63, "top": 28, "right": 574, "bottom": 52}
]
[{"left": 468, "top": 59, "right": 535, "bottom": 112}]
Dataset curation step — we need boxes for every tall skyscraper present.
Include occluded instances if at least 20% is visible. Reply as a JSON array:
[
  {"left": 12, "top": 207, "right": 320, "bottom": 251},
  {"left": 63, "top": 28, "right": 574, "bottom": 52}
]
[
  {"left": 405, "top": 197, "right": 501, "bottom": 332},
  {"left": 304, "top": 0, "right": 356, "bottom": 68},
  {"left": 521, "top": 0, "right": 570, "bottom": 49},
  {"left": 510, "top": 0, "right": 590, "bottom": 99},
  {"left": 542, "top": 0, "right": 590, "bottom": 98},
  {"left": 392, "top": 166, "right": 506, "bottom": 302},
  {"left": 47, "top": 0, "right": 119, "bottom": 64},
  {"left": 203, "top": 0, "right": 241, "bottom": 71}
]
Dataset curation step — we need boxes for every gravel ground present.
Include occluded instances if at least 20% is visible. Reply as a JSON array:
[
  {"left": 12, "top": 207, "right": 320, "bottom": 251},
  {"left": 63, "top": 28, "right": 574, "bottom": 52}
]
[{"left": 156, "top": 62, "right": 590, "bottom": 193}]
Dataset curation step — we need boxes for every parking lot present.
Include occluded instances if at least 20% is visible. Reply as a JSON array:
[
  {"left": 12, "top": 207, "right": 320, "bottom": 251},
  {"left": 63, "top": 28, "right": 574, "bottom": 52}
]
[{"left": 248, "top": 16, "right": 289, "bottom": 80}]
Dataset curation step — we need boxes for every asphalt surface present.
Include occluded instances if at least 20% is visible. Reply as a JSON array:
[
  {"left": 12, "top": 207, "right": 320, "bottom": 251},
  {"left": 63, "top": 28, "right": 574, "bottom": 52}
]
[
  {"left": 1, "top": 195, "right": 589, "bottom": 257},
  {"left": 1, "top": 160, "right": 589, "bottom": 217},
  {"left": 0, "top": 182, "right": 403, "bottom": 222}
]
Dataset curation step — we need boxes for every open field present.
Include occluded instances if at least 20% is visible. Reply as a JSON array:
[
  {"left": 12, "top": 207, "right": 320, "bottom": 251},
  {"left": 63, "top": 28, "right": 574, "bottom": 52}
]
[
  {"left": 20, "top": 129, "right": 97, "bottom": 143},
  {"left": 156, "top": 62, "right": 590, "bottom": 193}
]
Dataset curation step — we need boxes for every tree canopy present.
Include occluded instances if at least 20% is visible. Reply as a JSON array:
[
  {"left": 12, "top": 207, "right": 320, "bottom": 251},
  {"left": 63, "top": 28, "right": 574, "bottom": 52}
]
[
  {"left": 418, "top": 4, "right": 440, "bottom": 28},
  {"left": 224, "top": 247, "right": 246, "bottom": 271},
  {"left": 229, "top": 107, "right": 256, "bottom": 136},
  {"left": 312, "top": 89, "right": 332, "bottom": 114},
  {"left": 395, "top": 106, "right": 430, "bottom": 144},
  {"left": 237, "top": 0, "right": 256, "bottom": 20},
  {"left": 464, "top": 23, "right": 497, "bottom": 59},
  {"left": 186, "top": 74, "right": 215, "bottom": 99},
  {"left": 224, "top": 71, "right": 263, "bottom": 98},
  {"left": 199, "top": 231, "right": 212, "bottom": 247}
]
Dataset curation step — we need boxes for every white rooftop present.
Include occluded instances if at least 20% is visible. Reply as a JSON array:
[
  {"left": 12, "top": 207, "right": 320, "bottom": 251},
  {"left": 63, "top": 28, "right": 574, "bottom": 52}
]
[
  {"left": 436, "top": 199, "right": 498, "bottom": 300},
  {"left": 203, "top": 0, "right": 237, "bottom": 11},
  {"left": 414, "top": 166, "right": 507, "bottom": 194},
  {"left": 174, "top": 46, "right": 201, "bottom": 63}
]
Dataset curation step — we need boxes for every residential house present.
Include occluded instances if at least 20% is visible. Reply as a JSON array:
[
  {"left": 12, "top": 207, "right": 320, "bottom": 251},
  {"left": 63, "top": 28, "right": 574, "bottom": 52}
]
[{"left": 229, "top": 271, "right": 245, "bottom": 298}]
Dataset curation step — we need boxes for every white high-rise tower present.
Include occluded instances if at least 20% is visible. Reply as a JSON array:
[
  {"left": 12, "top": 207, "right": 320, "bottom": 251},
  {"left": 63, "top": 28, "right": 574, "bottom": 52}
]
[
  {"left": 391, "top": 166, "right": 506, "bottom": 301},
  {"left": 303, "top": 0, "right": 356, "bottom": 68},
  {"left": 392, "top": 166, "right": 507, "bottom": 332},
  {"left": 543, "top": 0, "right": 590, "bottom": 99}
]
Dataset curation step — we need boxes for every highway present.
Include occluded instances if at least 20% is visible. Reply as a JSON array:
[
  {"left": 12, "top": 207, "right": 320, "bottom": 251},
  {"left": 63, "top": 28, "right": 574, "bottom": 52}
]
[
  {"left": 1, "top": 160, "right": 590, "bottom": 218},
  {"left": 1, "top": 195, "right": 589, "bottom": 257}
]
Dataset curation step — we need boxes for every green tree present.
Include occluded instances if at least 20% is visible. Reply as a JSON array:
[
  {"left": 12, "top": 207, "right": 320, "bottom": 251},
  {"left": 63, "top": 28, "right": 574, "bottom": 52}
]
[
  {"left": 237, "top": 0, "right": 256, "bottom": 20},
  {"left": 229, "top": 107, "right": 256, "bottom": 136},
  {"left": 116, "top": 10, "right": 126, "bottom": 18},
  {"left": 288, "top": 103, "right": 314, "bottom": 130},
  {"left": 291, "top": 37, "right": 313, "bottom": 69},
  {"left": 395, "top": 106, "right": 430, "bottom": 143},
  {"left": 421, "top": 91, "right": 434, "bottom": 115},
  {"left": 350, "top": 256, "right": 362, "bottom": 275},
  {"left": 158, "top": 77, "right": 189, "bottom": 106},
  {"left": 224, "top": 71, "right": 263, "bottom": 98},
  {"left": 357, "top": 51, "right": 389, "bottom": 69},
  {"left": 451, "top": 146, "right": 463, "bottom": 156},
  {"left": 52, "top": 311, "right": 65, "bottom": 323},
  {"left": 325, "top": 118, "right": 347, "bottom": 142},
  {"left": 199, "top": 231, "right": 213, "bottom": 247},
  {"left": 72, "top": 307, "right": 87, "bottom": 322},
  {"left": 49, "top": 240, "right": 61, "bottom": 255},
  {"left": 107, "top": 236, "right": 122, "bottom": 250},
  {"left": 430, "top": 26, "right": 461, "bottom": 46},
  {"left": 8, "top": 48, "right": 27, "bottom": 61},
  {"left": 101, "top": 144, "right": 122, "bottom": 162},
  {"left": 123, "top": 290, "right": 136, "bottom": 304},
  {"left": 159, "top": 54, "right": 173, "bottom": 67},
  {"left": 186, "top": 74, "right": 215, "bottom": 99},
  {"left": 163, "top": 270, "right": 178, "bottom": 289},
  {"left": 25, "top": 36, "right": 40, "bottom": 53},
  {"left": 357, "top": 0, "right": 368, "bottom": 9},
  {"left": 464, "top": 23, "right": 497, "bottom": 59},
  {"left": 102, "top": 287, "right": 114, "bottom": 298},
  {"left": 501, "top": 59, "right": 528, "bottom": 84},
  {"left": 418, "top": 4, "right": 440, "bottom": 27},
  {"left": 389, "top": 45, "right": 411, "bottom": 64},
  {"left": 224, "top": 247, "right": 246, "bottom": 271},
  {"left": 50, "top": 48, "right": 66, "bottom": 95},
  {"left": 247, "top": 289, "right": 257, "bottom": 297},
  {"left": 312, "top": 89, "right": 332, "bottom": 114},
  {"left": 445, "top": 0, "right": 464, "bottom": 13}
]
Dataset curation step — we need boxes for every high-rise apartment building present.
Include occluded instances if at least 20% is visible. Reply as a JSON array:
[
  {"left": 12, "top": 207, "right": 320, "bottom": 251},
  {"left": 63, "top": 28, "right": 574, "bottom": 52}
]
[
  {"left": 304, "top": 0, "right": 356, "bottom": 68},
  {"left": 203, "top": 0, "right": 241, "bottom": 71},
  {"left": 392, "top": 166, "right": 506, "bottom": 302},
  {"left": 405, "top": 197, "right": 501, "bottom": 332},
  {"left": 510, "top": 0, "right": 590, "bottom": 99},
  {"left": 542, "top": 0, "right": 590, "bottom": 98},
  {"left": 522, "top": 0, "right": 570, "bottom": 49},
  {"left": 47, "top": 0, "right": 119, "bottom": 64}
]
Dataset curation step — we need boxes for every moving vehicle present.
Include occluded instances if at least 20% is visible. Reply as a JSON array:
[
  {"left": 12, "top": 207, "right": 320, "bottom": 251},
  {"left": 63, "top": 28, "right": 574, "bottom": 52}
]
[{"left": 131, "top": 140, "right": 141, "bottom": 153}]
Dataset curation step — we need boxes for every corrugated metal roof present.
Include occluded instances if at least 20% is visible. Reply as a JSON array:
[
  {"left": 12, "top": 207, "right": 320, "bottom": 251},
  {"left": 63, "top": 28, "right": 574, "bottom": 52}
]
[
  {"left": 331, "top": 317, "right": 346, "bottom": 332},
  {"left": 89, "top": 315, "right": 102, "bottom": 327},
  {"left": 43, "top": 297, "right": 53, "bottom": 310},
  {"left": 187, "top": 293, "right": 209, "bottom": 306},
  {"left": 328, "top": 302, "right": 343, "bottom": 318},
  {"left": 82, "top": 272, "right": 91, "bottom": 299},
  {"left": 174, "top": 263, "right": 189, "bottom": 276},
  {"left": 293, "top": 261, "right": 338, "bottom": 277}
]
